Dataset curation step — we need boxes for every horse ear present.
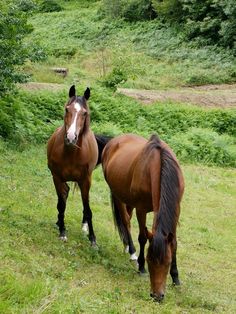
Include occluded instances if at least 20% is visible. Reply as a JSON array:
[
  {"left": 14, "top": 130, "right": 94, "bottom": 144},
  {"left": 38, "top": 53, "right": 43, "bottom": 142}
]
[
  {"left": 84, "top": 87, "right": 90, "bottom": 100},
  {"left": 145, "top": 227, "right": 153, "bottom": 242},
  {"left": 69, "top": 85, "right": 76, "bottom": 98}
]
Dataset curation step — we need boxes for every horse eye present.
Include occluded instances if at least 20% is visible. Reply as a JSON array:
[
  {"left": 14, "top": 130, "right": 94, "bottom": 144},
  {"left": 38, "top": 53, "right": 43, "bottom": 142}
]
[
  {"left": 83, "top": 111, "right": 87, "bottom": 117},
  {"left": 65, "top": 108, "right": 69, "bottom": 113}
]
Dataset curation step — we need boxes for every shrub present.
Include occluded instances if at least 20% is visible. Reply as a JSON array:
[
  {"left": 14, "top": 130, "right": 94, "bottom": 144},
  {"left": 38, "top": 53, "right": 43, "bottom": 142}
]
[
  {"left": 38, "top": 0, "right": 63, "bottom": 13},
  {"left": 0, "top": 1, "right": 33, "bottom": 95},
  {"left": 17, "top": 0, "right": 37, "bottom": 13},
  {"left": 100, "top": 0, "right": 155, "bottom": 21},
  {"left": 169, "top": 128, "right": 236, "bottom": 167},
  {"left": 1, "top": 87, "right": 236, "bottom": 167},
  {"left": 101, "top": 68, "right": 127, "bottom": 90}
]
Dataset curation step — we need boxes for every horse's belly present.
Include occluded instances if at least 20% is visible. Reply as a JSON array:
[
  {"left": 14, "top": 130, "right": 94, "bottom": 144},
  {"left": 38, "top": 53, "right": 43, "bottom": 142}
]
[{"left": 106, "top": 172, "right": 153, "bottom": 210}]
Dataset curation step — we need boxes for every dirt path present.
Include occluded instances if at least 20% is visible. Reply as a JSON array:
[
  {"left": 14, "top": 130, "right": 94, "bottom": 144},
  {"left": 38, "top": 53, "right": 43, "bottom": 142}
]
[
  {"left": 118, "top": 84, "right": 236, "bottom": 108},
  {"left": 20, "top": 82, "right": 66, "bottom": 91},
  {"left": 21, "top": 82, "right": 236, "bottom": 108}
]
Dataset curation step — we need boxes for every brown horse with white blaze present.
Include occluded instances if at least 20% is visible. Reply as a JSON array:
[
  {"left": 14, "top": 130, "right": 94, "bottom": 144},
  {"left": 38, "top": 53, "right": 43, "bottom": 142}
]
[
  {"left": 47, "top": 85, "right": 98, "bottom": 246},
  {"left": 102, "top": 134, "right": 184, "bottom": 302}
]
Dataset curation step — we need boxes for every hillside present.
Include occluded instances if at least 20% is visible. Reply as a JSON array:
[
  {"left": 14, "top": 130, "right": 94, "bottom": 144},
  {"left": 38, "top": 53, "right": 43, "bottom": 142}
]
[{"left": 24, "top": 0, "right": 236, "bottom": 90}]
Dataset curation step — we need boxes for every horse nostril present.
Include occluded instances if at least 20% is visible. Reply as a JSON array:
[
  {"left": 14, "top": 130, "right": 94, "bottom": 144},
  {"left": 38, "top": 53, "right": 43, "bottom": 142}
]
[{"left": 151, "top": 293, "right": 165, "bottom": 303}]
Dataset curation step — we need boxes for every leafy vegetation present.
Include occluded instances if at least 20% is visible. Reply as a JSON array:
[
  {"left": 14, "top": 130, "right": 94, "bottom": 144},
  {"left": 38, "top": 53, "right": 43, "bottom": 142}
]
[
  {"left": 0, "top": 0, "right": 33, "bottom": 95},
  {"left": 23, "top": 1, "right": 235, "bottom": 89},
  {"left": 1, "top": 86, "right": 235, "bottom": 167}
]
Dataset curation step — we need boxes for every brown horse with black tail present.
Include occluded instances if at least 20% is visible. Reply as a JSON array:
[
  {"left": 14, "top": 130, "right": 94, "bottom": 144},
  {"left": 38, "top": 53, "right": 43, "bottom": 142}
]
[
  {"left": 101, "top": 133, "right": 184, "bottom": 302},
  {"left": 47, "top": 85, "right": 110, "bottom": 246}
]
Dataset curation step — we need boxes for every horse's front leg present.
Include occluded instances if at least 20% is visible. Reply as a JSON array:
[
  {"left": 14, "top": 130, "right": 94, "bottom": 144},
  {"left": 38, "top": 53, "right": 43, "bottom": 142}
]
[
  {"left": 53, "top": 175, "right": 70, "bottom": 241},
  {"left": 79, "top": 176, "right": 96, "bottom": 247},
  {"left": 136, "top": 208, "right": 147, "bottom": 274}
]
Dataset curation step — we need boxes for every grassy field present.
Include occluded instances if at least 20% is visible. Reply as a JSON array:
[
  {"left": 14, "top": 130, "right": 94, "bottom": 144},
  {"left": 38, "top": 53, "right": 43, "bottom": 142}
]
[
  {"left": 24, "top": 0, "right": 236, "bottom": 89},
  {"left": 1, "top": 0, "right": 235, "bottom": 312},
  {"left": 0, "top": 141, "right": 235, "bottom": 313}
]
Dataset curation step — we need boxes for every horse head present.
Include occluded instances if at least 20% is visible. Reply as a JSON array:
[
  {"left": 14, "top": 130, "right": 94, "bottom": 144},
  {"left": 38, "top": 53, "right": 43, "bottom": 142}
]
[
  {"left": 146, "top": 228, "right": 174, "bottom": 302},
  {"left": 64, "top": 85, "right": 90, "bottom": 146}
]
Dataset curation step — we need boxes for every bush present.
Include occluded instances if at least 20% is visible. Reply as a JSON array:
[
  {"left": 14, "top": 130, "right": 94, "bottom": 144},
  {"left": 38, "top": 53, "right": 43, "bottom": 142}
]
[
  {"left": 38, "top": 0, "right": 63, "bottom": 13},
  {"left": 152, "top": 0, "right": 236, "bottom": 53},
  {"left": 101, "top": 67, "right": 127, "bottom": 90},
  {"left": 1, "top": 87, "right": 235, "bottom": 167},
  {"left": 0, "top": 90, "right": 65, "bottom": 144},
  {"left": 0, "top": 1, "right": 33, "bottom": 95},
  {"left": 17, "top": 0, "right": 37, "bottom": 13},
  {"left": 100, "top": 0, "right": 155, "bottom": 21},
  {"left": 169, "top": 128, "right": 236, "bottom": 167}
]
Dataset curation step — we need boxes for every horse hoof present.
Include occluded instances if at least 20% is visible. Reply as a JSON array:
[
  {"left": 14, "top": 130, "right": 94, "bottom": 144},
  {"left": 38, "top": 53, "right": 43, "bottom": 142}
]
[
  {"left": 130, "top": 253, "right": 138, "bottom": 261},
  {"left": 138, "top": 269, "right": 147, "bottom": 276},
  {"left": 59, "top": 235, "right": 68, "bottom": 242},
  {"left": 91, "top": 241, "right": 98, "bottom": 249},
  {"left": 173, "top": 278, "right": 181, "bottom": 286},
  {"left": 82, "top": 223, "right": 89, "bottom": 234}
]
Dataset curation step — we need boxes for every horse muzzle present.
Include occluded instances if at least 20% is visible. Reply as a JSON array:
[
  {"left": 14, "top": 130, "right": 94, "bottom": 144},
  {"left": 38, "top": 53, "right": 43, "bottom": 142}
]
[
  {"left": 64, "top": 134, "right": 78, "bottom": 146},
  {"left": 150, "top": 292, "right": 165, "bottom": 303}
]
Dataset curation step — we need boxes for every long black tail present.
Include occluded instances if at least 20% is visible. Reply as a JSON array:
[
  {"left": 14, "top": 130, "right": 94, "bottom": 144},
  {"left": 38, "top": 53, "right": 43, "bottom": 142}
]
[
  {"left": 95, "top": 134, "right": 113, "bottom": 166},
  {"left": 147, "top": 134, "right": 181, "bottom": 263},
  {"left": 111, "top": 194, "right": 129, "bottom": 246}
]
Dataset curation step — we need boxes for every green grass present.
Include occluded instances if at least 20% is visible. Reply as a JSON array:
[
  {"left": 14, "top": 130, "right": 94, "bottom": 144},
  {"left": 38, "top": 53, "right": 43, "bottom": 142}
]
[
  {"left": 0, "top": 141, "right": 236, "bottom": 313},
  {"left": 24, "top": 0, "right": 236, "bottom": 89}
]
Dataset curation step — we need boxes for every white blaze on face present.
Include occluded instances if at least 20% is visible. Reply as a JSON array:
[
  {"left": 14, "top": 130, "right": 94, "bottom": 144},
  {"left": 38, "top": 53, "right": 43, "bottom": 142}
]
[{"left": 67, "top": 102, "right": 81, "bottom": 143}]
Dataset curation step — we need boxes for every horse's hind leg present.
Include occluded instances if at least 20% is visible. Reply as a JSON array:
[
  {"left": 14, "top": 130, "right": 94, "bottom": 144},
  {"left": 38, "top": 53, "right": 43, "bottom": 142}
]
[
  {"left": 53, "top": 176, "right": 70, "bottom": 241},
  {"left": 79, "top": 176, "right": 96, "bottom": 247},
  {"left": 170, "top": 239, "right": 180, "bottom": 285},
  {"left": 112, "top": 197, "right": 137, "bottom": 261}
]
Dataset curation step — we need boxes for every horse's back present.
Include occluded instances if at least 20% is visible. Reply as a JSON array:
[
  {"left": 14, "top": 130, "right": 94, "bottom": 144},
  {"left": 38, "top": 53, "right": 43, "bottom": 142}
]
[
  {"left": 102, "top": 133, "right": 184, "bottom": 208},
  {"left": 102, "top": 134, "right": 154, "bottom": 207},
  {"left": 102, "top": 134, "right": 147, "bottom": 178}
]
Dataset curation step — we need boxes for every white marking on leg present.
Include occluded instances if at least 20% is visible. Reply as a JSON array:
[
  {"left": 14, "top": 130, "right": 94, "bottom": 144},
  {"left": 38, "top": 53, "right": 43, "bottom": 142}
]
[
  {"left": 59, "top": 235, "right": 68, "bottom": 242},
  {"left": 124, "top": 245, "right": 129, "bottom": 253},
  {"left": 82, "top": 222, "right": 89, "bottom": 234},
  {"left": 130, "top": 253, "right": 138, "bottom": 261}
]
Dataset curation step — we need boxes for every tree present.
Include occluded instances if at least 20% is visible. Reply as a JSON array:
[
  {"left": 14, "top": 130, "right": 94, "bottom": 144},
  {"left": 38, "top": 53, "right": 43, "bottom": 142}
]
[
  {"left": 0, "top": 1, "right": 33, "bottom": 95},
  {"left": 152, "top": 0, "right": 236, "bottom": 52}
]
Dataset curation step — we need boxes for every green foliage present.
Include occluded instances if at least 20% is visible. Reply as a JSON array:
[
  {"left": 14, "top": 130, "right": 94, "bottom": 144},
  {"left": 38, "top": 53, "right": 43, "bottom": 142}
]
[
  {"left": 101, "top": 67, "right": 128, "bottom": 90},
  {"left": 152, "top": 0, "right": 183, "bottom": 22},
  {"left": 25, "top": 2, "right": 235, "bottom": 87},
  {"left": 169, "top": 128, "right": 236, "bottom": 167},
  {"left": 17, "top": 0, "right": 37, "bottom": 13},
  {"left": 0, "top": 90, "right": 65, "bottom": 145},
  {"left": 1, "top": 87, "right": 235, "bottom": 167},
  {"left": 52, "top": 46, "right": 77, "bottom": 58},
  {"left": 153, "top": 0, "right": 236, "bottom": 53},
  {"left": 38, "top": 0, "right": 63, "bottom": 13},
  {"left": 0, "top": 1, "right": 33, "bottom": 95},
  {"left": 122, "top": 0, "right": 156, "bottom": 22},
  {"left": 100, "top": 0, "right": 155, "bottom": 22}
]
